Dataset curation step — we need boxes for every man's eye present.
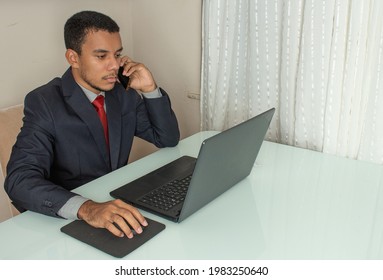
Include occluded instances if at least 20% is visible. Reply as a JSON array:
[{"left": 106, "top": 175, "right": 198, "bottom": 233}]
[
  {"left": 97, "top": 55, "right": 106, "bottom": 59},
  {"left": 115, "top": 53, "right": 122, "bottom": 58}
]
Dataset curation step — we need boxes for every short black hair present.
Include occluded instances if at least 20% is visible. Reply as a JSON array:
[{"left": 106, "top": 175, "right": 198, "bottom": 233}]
[{"left": 64, "top": 11, "right": 120, "bottom": 54}]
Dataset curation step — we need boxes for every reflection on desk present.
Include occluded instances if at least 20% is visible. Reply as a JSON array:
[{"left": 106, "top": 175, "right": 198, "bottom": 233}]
[{"left": 0, "top": 131, "right": 383, "bottom": 259}]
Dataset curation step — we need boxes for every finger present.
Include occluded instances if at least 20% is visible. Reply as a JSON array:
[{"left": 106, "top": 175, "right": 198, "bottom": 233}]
[
  {"left": 120, "top": 56, "right": 133, "bottom": 67},
  {"left": 117, "top": 209, "right": 144, "bottom": 235},
  {"left": 116, "top": 199, "right": 148, "bottom": 227},
  {"left": 127, "top": 205, "right": 148, "bottom": 227},
  {"left": 124, "top": 63, "right": 145, "bottom": 77},
  {"left": 112, "top": 215, "right": 136, "bottom": 238},
  {"left": 122, "top": 63, "right": 140, "bottom": 77},
  {"left": 105, "top": 221, "right": 126, "bottom": 238}
]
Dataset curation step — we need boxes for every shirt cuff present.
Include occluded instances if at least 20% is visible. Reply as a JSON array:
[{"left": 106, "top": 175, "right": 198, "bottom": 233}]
[
  {"left": 57, "top": 195, "right": 89, "bottom": 220},
  {"left": 142, "top": 87, "right": 162, "bottom": 99}
]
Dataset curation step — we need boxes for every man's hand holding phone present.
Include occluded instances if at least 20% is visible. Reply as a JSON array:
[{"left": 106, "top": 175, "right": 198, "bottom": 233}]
[{"left": 118, "top": 56, "right": 157, "bottom": 93}]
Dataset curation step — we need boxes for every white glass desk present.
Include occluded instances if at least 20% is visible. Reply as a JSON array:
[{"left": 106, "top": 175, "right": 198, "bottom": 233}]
[{"left": 1, "top": 131, "right": 383, "bottom": 259}]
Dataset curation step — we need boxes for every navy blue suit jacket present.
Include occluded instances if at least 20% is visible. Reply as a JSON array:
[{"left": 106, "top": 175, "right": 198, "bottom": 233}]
[{"left": 5, "top": 68, "right": 179, "bottom": 217}]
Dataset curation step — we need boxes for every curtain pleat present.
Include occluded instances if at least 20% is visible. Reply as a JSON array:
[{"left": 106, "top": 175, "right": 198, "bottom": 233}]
[{"left": 201, "top": 0, "right": 383, "bottom": 164}]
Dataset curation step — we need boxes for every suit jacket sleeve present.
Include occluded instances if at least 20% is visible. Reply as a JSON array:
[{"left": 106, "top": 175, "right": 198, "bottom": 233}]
[
  {"left": 5, "top": 91, "right": 77, "bottom": 217},
  {"left": 133, "top": 87, "right": 180, "bottom": 147}
]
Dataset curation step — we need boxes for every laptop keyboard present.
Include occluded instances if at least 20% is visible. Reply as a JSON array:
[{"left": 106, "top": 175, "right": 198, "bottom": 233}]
[{"left": 138, "top": 175, "right": 192, "bottom": 211}]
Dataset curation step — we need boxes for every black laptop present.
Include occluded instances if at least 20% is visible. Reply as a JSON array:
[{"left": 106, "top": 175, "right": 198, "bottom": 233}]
[{"left": 110, "top": 108, "right": 275, "bottom": 222}]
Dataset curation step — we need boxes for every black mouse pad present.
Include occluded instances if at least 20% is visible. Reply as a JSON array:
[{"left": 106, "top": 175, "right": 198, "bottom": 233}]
[{"left": 60, "top": 217, "right": 165, "bottom": 258}]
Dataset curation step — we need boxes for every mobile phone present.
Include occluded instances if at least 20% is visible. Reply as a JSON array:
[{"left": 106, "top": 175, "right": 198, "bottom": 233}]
[{"left": 118, "top": 67, "right": 130, "bottom": 88}]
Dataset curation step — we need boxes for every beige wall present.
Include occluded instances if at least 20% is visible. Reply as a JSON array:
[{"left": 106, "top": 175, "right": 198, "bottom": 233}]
[
  {"left": 128, "top": 0, "right": 202, "bottom": 160},
  {"left": 130, "top": 0, "right": 202, "bottom": 136},
  {"left": 0, "top": 0, "right": 202, "bottom": 221},
  {"left": 0, "top": 1, "right": 130, "bottom": 105}
]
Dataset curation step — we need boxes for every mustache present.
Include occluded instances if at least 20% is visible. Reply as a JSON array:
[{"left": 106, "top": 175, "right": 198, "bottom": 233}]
[{"left": 102, "top": 73, "right": 117, "bottom": 79}]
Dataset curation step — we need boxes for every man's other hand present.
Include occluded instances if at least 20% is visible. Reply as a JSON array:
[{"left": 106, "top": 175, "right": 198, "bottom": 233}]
[{"left": 77, "top": 199, "right": 148, "bottom": 238}]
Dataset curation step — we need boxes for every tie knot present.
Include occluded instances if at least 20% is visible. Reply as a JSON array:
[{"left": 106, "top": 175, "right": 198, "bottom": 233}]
[{"left": 93, "top": 95, "right": 104, "bottom": 110}]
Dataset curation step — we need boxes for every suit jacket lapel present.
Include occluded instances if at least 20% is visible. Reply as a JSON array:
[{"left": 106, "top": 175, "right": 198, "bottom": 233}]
[
  {"left": 105, "top": 91, "right": 122, "bottom": 170},
  {"left": 61, "top": 69, "right": 111, "bottom": 168}
]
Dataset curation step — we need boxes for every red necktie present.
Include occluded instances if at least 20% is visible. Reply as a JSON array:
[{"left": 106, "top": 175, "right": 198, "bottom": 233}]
[{"left": 92, "top": 95, "right": 109, "bottom": 147}]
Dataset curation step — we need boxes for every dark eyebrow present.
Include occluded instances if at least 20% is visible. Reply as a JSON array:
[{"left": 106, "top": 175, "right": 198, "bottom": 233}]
[
  {"left": 93, "top": 47, "right": 123, "bottom": 54},
  {"left": 93, "top": 49, "right": 108, "bottom": 54}
]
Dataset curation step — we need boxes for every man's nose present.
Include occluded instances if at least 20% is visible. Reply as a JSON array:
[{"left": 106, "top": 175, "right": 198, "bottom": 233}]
[{"left": 109, "top": 56, "right": 121, "bottom": 70}]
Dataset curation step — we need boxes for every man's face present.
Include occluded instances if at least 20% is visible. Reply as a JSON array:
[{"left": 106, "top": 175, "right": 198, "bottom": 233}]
[{"left": 71, "top": 30, "right": 123, "bottom": 94}]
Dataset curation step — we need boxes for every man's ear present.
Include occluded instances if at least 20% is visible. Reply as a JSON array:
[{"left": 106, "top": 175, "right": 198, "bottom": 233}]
[{"left": 65, "top": 49, "right": 80, "bottom": 68}]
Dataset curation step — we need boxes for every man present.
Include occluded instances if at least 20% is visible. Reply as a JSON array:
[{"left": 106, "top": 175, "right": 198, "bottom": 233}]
[{"left": 4, "top": 11, "right": 180, "bottom": 238}]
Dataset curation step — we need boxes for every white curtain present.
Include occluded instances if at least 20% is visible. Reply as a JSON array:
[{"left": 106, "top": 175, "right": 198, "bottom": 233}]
[{"left": 201, "top": 0, "right": 383, "bottom": 164}]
